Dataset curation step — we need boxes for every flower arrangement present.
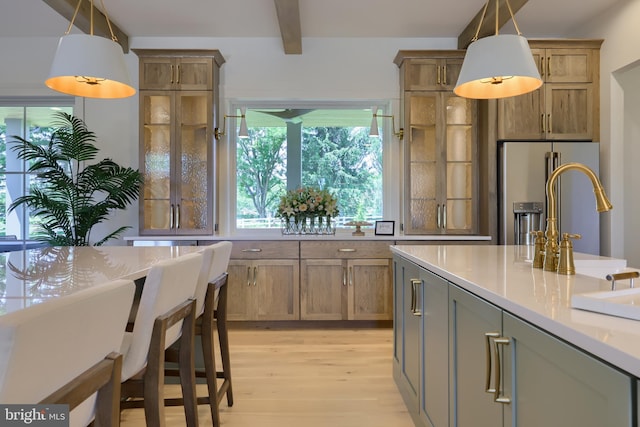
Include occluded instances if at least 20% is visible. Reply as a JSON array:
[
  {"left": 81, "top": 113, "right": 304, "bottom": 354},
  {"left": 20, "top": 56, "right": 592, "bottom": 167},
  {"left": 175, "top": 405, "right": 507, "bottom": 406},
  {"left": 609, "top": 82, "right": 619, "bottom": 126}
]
[{"left": 277, "top": 186, "right": 339, "bottom": 234}]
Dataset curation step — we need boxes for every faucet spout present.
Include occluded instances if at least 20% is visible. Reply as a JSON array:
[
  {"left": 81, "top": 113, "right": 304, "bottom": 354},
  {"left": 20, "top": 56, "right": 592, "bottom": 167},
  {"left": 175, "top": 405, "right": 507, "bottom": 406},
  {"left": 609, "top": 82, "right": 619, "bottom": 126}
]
[{"left": 543, "top": 162, "right": 612, "bottom": 272}]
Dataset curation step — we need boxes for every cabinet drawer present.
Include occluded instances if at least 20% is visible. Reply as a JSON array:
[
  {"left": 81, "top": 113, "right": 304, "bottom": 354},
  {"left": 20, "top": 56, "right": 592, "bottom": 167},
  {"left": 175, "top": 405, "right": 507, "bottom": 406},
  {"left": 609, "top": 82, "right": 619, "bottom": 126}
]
[
  {"left": 301, "top": 241, "right": 392, "bottom": 259},
  {"left": 230, "top": 241, "right": 299, "bottom": 259}
]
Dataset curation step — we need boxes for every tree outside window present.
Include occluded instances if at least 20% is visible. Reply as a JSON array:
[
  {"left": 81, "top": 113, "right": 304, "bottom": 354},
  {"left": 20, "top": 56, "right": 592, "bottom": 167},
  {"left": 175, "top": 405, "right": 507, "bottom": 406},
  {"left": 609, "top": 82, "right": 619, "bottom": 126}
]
[{"left": 235, "top": 106, "right": 384, "bottom": 229}]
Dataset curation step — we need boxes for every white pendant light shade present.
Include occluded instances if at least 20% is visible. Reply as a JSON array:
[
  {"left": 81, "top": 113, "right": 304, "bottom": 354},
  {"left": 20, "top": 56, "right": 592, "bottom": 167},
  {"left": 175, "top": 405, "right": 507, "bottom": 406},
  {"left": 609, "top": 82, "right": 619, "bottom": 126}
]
[
  {"left": 369, "top": 106, "right": 379, "bottom": 137},
  {"left": 45, "top": 34, "right": 136, "bottom": 99},
  {"left": 454, "top": 34, "right": 542, "bottom": 99}
]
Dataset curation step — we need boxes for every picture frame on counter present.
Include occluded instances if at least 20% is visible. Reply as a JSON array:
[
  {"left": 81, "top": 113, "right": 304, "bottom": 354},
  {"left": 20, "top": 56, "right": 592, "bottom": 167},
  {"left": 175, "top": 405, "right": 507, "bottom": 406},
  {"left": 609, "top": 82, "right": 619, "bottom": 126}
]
[{"left": 375, "top": 220, "right": 395, "bottom": 236}]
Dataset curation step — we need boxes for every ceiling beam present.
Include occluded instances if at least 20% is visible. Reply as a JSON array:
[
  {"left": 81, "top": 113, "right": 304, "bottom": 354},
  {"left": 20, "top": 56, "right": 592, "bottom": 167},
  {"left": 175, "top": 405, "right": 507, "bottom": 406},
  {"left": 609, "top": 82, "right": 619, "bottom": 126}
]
[
  {"left": 42, "top": 0, "right": 129, "bottom": 53},
  {"left": 274, "top": 0, "right": 302, "bottom": 54},
  {"left": 457, "top": 0, "right": 529, "bottom": 50}
]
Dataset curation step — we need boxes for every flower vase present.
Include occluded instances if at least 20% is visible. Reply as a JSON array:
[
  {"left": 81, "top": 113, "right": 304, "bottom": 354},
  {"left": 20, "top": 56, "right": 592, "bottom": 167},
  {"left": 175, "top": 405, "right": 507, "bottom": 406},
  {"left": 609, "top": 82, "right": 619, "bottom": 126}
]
[
  {"left": 281, "top": 217, "right": 293, "bottom": 235},
  {"left": 301, "top": 216, "right": 309, "bottom": 234},
  {"left": 326, "top": 215, "right": 334, "bottom": 234},
  {"left": 317, "top": 216, "right": 324, "bottom": 234}
]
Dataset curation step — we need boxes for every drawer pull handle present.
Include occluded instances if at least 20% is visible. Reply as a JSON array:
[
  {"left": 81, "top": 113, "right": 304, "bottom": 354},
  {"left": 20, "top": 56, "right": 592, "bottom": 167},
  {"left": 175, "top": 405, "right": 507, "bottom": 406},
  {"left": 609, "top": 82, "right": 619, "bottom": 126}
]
[
  {"left": 484, "top": 332, "right": 500, "bottom": 394},
  {"left": 410, "top": 279, "right": 422, "bottom": 316},
  {"left": 242, "top": 248, "right": 262, "bottom": 252},
  {"left": 493, "top": 337, "right": 511, "bottom": 404},
  {"left": 338, "top": 248, "right": 356, "bottom": 252}
]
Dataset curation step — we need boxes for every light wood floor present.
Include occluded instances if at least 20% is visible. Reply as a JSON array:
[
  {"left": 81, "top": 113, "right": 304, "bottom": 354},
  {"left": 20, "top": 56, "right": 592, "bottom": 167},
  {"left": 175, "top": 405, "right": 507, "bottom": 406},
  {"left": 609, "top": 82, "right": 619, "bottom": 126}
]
[{"left": 120, "top": 327, "right": 415, "bottom": 427}]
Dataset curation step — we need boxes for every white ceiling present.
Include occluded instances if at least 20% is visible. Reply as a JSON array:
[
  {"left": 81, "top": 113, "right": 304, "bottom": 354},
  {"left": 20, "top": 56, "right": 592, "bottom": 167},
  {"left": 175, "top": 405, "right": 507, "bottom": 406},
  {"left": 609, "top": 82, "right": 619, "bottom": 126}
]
[{"left": 0, "top": 0, "right": 626, "bottom": 41}]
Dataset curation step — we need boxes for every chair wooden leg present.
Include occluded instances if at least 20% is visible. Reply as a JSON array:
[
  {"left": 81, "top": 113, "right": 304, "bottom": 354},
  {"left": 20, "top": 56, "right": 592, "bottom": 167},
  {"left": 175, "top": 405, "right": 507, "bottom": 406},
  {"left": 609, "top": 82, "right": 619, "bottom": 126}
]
[
  {"left": 179, "top": 302, "right": 200, "bottom": 427},
  {"left": 216, "top": 282, "right": 234, "bottom": 407},
  {"left": 201, "top": 310, "right": 221, "bottom": 426},
  {"left": 143, "top": 319, "right": 166, "bottom": 427}
]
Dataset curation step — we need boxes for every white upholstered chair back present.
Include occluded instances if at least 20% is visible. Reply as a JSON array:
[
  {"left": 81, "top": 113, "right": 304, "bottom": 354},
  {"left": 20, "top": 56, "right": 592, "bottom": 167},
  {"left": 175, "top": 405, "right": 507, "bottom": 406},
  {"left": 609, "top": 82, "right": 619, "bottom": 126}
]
[
  {"left": 194, "top": 241, "right": 233, "bottom": 315},
  {"left": 0, "top": 279, "right": 135, "bottom": 427},
  {"left": 120, "top": 252, "right": 203, "bottom": 381}
]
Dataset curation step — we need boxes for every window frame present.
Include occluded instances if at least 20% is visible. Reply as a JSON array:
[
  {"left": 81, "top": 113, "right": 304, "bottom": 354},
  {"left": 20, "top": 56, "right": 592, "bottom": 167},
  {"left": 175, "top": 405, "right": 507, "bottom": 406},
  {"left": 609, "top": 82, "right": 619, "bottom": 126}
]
[
  {"left": 218, "top": 99, "right": 401, "bottom": 236},
  {"left": 0, "top": 97, "right": 75, "bottom": 247}
]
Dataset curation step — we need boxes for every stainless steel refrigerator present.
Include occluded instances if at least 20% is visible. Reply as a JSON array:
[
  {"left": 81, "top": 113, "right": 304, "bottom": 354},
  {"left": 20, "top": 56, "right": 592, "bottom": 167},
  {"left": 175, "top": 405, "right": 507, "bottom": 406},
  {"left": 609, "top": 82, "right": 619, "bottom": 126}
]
[{"left": 498, "top": 141, "right": 601, "bottom": 255}]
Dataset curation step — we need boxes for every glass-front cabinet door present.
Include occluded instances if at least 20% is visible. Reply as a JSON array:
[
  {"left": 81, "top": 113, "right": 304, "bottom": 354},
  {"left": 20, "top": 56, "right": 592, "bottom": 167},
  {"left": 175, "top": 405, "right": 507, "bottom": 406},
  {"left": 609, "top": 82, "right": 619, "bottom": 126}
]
[
  {"left": 140, "top": 91, "right": 213, "bottom": 235},
  {"left": 175, "top": 92, "right": 213, "bottom": 233},
  {"left": 404, "top": 92, "right": 476, "bottom": 235},
  {"left": 444, "top": 94, "right": 476, "bottom": 233},
  {"left": 141, "top": 93, "right": 173, "bottom": 233}
]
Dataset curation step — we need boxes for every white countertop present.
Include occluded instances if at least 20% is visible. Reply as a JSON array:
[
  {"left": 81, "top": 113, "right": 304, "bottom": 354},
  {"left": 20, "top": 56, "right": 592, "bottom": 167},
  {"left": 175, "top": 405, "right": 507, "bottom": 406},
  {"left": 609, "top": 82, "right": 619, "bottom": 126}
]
[
  {"left": 0, "top": 246, "right": 201, "bottom": 315},
  {"left": 124, "top": 233, "right": 492, "bottom": 242},
  {"left": 391, "top": 244, "right": 640, "bottom": 378}
]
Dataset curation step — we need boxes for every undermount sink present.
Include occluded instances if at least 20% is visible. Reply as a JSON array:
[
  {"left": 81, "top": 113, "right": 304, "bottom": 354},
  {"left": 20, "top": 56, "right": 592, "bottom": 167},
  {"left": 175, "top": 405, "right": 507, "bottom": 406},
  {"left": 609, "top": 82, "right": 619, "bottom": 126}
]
[
  {"left": 573, "top": 253, "right": 628, "bottom": 280},
  {"left": 571, "top": 254, "right": 640, "bottom": 320}
]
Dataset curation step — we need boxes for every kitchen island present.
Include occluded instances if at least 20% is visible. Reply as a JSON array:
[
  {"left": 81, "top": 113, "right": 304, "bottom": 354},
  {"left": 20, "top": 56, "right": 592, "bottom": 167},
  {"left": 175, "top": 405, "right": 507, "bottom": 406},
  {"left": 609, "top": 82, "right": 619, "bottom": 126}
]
[{"left": 392, "top": 244, "right": 637, "bottom": 427}]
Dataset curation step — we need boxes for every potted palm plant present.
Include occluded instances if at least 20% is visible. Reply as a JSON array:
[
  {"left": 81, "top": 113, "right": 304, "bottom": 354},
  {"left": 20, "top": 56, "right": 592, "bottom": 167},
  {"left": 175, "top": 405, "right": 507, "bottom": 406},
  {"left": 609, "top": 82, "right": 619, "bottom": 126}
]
[{"left": 8, "top": 112, "right": 143, "bottom": 246}]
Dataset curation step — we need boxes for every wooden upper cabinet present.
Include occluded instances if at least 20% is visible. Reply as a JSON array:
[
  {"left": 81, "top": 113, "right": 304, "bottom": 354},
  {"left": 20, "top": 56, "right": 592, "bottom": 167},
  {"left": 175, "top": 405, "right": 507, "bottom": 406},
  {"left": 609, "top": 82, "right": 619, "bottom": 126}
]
[
  {"left": 395, "top": 50, "right": 465, "bottom": 92},
  {"left": 135, "top": 49, "right": 225, "bottom": 91},
  {"left": 139, "top": 57, "right": 213, "bottom": 91},
  {"left": 497, "top": 39, "right": 601, "bottom": 141},
  {"left": 404, "top": 58, "right": 463, "bottom": 91},
  {"left": 536, "top": 48, "right": 593, "bottom": 83}
]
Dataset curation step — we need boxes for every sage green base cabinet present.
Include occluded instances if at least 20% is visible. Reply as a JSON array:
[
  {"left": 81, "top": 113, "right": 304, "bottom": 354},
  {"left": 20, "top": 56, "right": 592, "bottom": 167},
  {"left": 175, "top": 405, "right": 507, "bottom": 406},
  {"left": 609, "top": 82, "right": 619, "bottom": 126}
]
[
  {"left": 393, "top": 256, "right": 449, "bottom": 427},
  {"left": 393, "top": 255, "right": 634, "bottom": 427}
]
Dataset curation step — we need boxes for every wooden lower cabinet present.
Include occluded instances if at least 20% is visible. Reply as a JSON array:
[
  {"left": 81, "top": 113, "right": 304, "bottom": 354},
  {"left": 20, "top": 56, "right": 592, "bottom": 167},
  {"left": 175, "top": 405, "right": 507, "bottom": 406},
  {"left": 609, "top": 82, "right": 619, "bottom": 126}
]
[
  {"left": 300, "top": 258, "right": 392, "bottom": 320},
  {"left": 300, "top": 241, "right": 393, "bottom": 321},
  {"left": 226, "top": 241, "right": 299, "bottom": 321},
  {"left": 227, "top": 259, "right": 299, "bottom": 321}
]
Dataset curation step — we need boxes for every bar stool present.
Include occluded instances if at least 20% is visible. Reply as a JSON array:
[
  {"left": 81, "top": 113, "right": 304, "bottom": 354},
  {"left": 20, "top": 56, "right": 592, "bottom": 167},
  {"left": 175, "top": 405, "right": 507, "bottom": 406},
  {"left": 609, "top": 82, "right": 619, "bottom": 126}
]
[
  {"left": 165, "top": 241, "right": 233, "bottom": 426},
  {"left": 0, "top": 279, "right": 135, "bottom": 427},
  {"left": 119, "top": 252, "right": 203, "bottom": 427}
]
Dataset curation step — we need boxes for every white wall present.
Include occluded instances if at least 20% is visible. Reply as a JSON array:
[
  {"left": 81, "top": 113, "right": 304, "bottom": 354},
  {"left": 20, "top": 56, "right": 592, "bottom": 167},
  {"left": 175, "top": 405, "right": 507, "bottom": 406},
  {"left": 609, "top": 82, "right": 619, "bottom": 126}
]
[
  {"left": 7, "top": 18, "right": 639, "bottom": 255},
  {"left": 0, "top": 35, "right": 456, "bottom": 243},
  {"left": 575, "top": 0, "right": 640, "bottom": 263}
]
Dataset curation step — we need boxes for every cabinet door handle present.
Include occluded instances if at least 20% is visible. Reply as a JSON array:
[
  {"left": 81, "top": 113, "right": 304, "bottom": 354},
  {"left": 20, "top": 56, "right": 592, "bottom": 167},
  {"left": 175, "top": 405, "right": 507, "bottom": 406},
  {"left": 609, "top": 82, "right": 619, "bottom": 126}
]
[
  {"left": 436, "top": 204, "right": 441, "bottom": 229},
  {"left": 410, "top": 280, "right": 416, "bottom": 313},
  {"left": 343, "top": 267, "right": 347, "bottom": 286},
  {"left": 253, "top": 266, "right": 257, "bottom": 286},
  {"left": 442, "top": 65, "right": 447, "bottom": 85},
  {"left": 348, "top": 266, "right": 353, "bottom": 286},
  {"left": 410, "top": 279, "right": 422, "bottom": 316},
  {"left": 493, "top": 337, "right": 511, "bottom": 404},
  {"left": 547, "top": 113, "right": 552, "bottom": 134},
  {"left": 540, "top": 56, "right": 545, "bottom": 77},
  {"left": 176, "top": 204, "right": 181, "bottom": 229},
  {"left": 541, "top": 113, "right": 546, "bottom": 133},
  {"left": 246, "top": 266, "right": 251, "bottom": 286},
  {"left": 242, "top": 248, "right": 262, "bottom": 252},
  {"left": 170, "top": 65, "right": 175, "bottom": 84},
  {"left": 437, "top": 65, "right": 441, "bottom": 85},
  {"left": 442, "top": 205, "right": 447, "bottom": 230},
  {"left": 484, "top": 332, "right": 500, "bottom": 394},
  {"left": 547, "top": 56, "right": 551, "bottom": 76},
  {"left": 338, "top": 248, "right": 356, "bottom": 252},
  {"left": 170, "top": 204, "right": 175, "bottom": 229},
  {"left": 176, "top": 64, "right": 181, "bottom": 84}
]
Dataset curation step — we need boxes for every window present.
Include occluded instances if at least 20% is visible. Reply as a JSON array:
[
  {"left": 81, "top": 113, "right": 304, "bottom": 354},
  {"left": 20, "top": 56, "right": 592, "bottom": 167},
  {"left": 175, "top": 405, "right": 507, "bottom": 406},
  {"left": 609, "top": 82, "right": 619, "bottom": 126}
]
[
  {"left": 232, "top": 102, "right": 388, "bottom": 230},
  {"left": 0, "top": 99, "right": 74, "bottom": 246}
]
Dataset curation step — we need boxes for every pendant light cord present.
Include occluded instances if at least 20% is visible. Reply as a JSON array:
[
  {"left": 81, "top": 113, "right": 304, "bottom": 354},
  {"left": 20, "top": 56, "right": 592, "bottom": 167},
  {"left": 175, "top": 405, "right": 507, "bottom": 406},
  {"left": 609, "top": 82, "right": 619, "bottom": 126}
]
[
  {"left": 63, "top": 0, "right": 119, "bottom": 42},
  {"left": 472, "top": 0, "right": 523, "bottom": 42}
]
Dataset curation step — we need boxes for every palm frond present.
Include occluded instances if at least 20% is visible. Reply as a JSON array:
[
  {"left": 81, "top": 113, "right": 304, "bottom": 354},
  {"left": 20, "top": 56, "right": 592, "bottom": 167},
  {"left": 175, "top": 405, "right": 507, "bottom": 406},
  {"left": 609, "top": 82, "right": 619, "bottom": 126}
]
[{"left": 8, "top": 113, "right": 142, "bottom": 246}]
